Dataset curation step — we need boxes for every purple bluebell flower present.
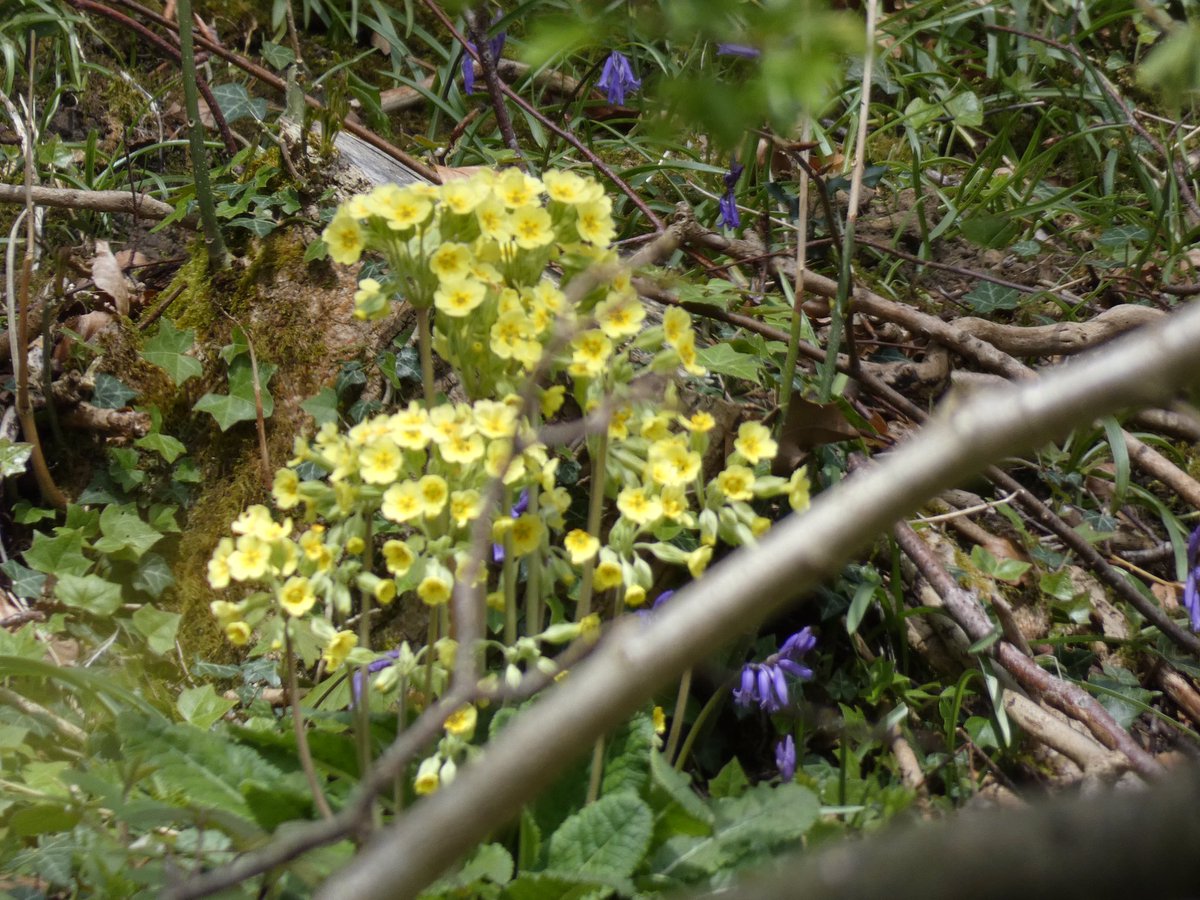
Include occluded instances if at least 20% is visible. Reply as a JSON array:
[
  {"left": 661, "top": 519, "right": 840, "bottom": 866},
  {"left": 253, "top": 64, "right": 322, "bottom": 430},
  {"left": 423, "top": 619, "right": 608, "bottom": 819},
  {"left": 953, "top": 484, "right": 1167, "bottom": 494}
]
[
  {"left": 462, "top": 19, "right": 507, "bottom": 95},
  {"left": 351, "top": 649, "right": 400, "bottom": 707},
  {"left": 1184, "top": 525, "right": 1200, "bottom": 631},
  {"left": 597, "top": 50, "right": 642, "bottom": 106},
  {"left": 716, "top": 43, "right": 761, "bottom": 59},
  {"left": 718, "top": 160, "right": 744, "bottom": 229},
  {"left": 775, "top": 734, "right": 796, "bottom": 781},
  {"left": 733, "top": 626, "right": 816, "bottom": 712},
  {"left": 635, "top": 589, "right": 674, "bottom": 621},
  {"left": 493, "top": 489, "right": 530, "bottom": 563}
]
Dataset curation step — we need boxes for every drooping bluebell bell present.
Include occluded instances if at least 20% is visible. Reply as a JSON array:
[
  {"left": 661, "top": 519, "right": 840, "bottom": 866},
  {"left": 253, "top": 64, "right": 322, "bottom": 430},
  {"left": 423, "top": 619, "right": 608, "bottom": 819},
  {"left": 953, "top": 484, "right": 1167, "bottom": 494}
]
[
  {"left": 718, "top": 160, "right": 744, "bottom": 229},
  {"left": 351, "top": 649, "right": 400, "bottom": 707},
  {"left": 1183, "top": 525, "right": 1200, "bottom": 631},
  {"left": 462, "top": 19, "right": 507, "bottom": 95},
  {"left": 716, "top": 43, "right": 761, "bottom": 59},
  {"left": 635, "top": 589, "right": 674, "bottom": 622},
  {"left": 492, "top": 489, "right": 530, "bottom": 563},
  {"left": 775, "top": 734, "right": 796, "bottom": 781},
  {"left": 597, "top": 50, "right": 642, "bottom": 106},
  {"left": 733, "top": 626, "right": 816, "bottom": 712}
]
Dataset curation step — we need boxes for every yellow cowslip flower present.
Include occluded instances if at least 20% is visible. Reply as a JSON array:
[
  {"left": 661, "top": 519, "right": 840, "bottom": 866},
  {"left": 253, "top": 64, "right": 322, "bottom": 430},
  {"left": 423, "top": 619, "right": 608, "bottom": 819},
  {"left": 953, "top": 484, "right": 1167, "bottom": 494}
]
[
  {"left": 675, "top": 331, "right": 707, "bottom": 376},
  {"left": 322, "top": 630, "right": 358, "bottom": 671},
  {"left": 232, "top": 505, "right": 290, "bottom": 541},
  {"left": 531, "top": 279, "right": 566, "bottom": 314},
  {"left": 660, "top": 485, "right": 690, "bottom": 522},
  {"left": 510, "top": 514, "right": 543, "bottom": 557},
  {"left": 429, "top": 242, "right": 473, "bottom": 282},
  {"left": 426, "top": 404, "right": 466, "bottom": 445},
  {"left": 594, "top": 292, "right": 646, "bottom": 340},
  {"left": 625, "top": 584, "right": 647, "bottom": 607},
  {"left": 208, "top": 538, "right": 234, "bottom": 589},
  {"left": 485, "top": 439, "right": 525, "bottom": 483},
  {"left": 225, "top": 621, "right": 252, "bottom": 646},
  {"left": 449, "top": 489, "right": 483, "bottom": 527},
  {"left": 434, "top": 278, "right": 487, "bottom": 317},
  {"left": 441, "top": 177, "right": 488, "bottom": 214},
  {"left": 569, "top": 330, "right": 613, "bottom": 379},
  {"left": 344, "top": 192, "right": 372, "bottom": 219},
  {"left": 473, "top": 399, "right": 518, "bottom": 439},
  {"left": 418, "top": 474, "right": 449, "bottom": 516},
  {"left": 476, "top": 196, "right": 512, "bottom": 241},
  {"left": 717, "top": 465, "right": 755, "bottom": 502},
  {"left": 388, "top": 402, "right": 431, "bottom": 451},
  {"left": 272, "top": 468, "right": 301, "bottom": 509},
  {"left": 662, "top": 306, "right": 691, "bottom": 348},
  {"left": 353, "top": 277, "right": 388, "bottom": 320},
  {"left": 580, "top": 613, "right": 602, "bottom": 642},
  {"left": 497, "top": 286, "right": 523, "bottom": 316},
  {"left": 496, "top": 168, "right": 543, "bottom": 208},
  {"left": 346, "top": 536, "right": 366, "bottom": 555},
  {"left": 369, "top": 183, "right": 433, "bottom": 231},
  {"left": 563, "top": 529, "right": 600, "bottom": 565},
  {"left": 278, "top": 575, "right": 317, "bottom": 617},
  {"left": 750, "top": 515, "right": 772, "bottom": 537},
  {"left": 687, "top": 546, "right": 713, "bottom": 579},
  {"left": 418, "top": 572, "right": 453, "bottom": 606},
  {"left": 607, "top": 406, "right": 632, "bottom": 441},
  {"left": 639, "top": 410, "right": 674, "bottom": 442},
  {"left": 734, "top": 421, "right": 778, "bottom": 465},
  {"left": 617, "top": 486, "right": 663, "bottom": 526},
  {"left": 382, "top": 480, "right": 424, "bottom": 523},
  {"left": 382, "top": 539, "right": 415, "bottom": 576},
  {"left": 489, "top": 310, "right": 534, "bottom": 361},
  {"left": 210, "top": 599, "right": 241, "bottom": 625},
  {"left": 542, "top": 169, "right": 589, "bottom": 204},
  {"left": 322, "top": 212, "right": 364, "bottom": 265},
  {"left": 574, "top": 197, "right": 616, "bottom": 245},
  {"left": 540, "top": 385, "right": 566, "bottom": 419},
  {"left": 680, "top": 411, "right": 716, "bottom": 433},
  {"left": 538, "top": 456, "right": 560, "bottom": 492},
  {"left": 440, "top": 432, "right": 485, "bottom": 466},
  {"left": 444, "top": 704, "right": 478, "bottom": 738},
  {"left": 228, "top": 535, "right": 270, "bottom": 582},
  {"left": 414, "top": 755, "right": 441, "bottom": 795},
  {"left": 510, "top": 204, "right": 554, "bottom": 249},
  {"left": 298, "top": 527, "right": 326, "bottom": 561},
  {"left": 788, "top": 466, "right": 812, "bottom": 512},
  {"left": 359, "top": 437, "right": 404, "bottom": 485},
  {"left": 652, "top": 706, "right": 666, "bottom": 735},
  {"left": 647, "top": 441, "right": 701, "bottom": 488},
  {"left": 594, "top": 548, "right": 624, "bottom": 591}
]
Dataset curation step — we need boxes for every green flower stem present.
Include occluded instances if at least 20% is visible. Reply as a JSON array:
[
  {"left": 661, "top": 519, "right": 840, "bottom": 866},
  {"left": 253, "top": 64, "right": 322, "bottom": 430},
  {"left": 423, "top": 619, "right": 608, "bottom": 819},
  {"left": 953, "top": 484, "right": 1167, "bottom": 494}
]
[
  {"left": 284, "top": 622, "right": 333, "bottom": 819},
  {"left": 576, "top": 428, "right": 610, "bottom": 621},
  {"left": 664, "top": 667, "right": 692, "bottom": 765},
  {"left": 355, "top": 520, "right": 375, "bottom": 810},
  {"left": 394, "top": 678, "right": 407, "bottom": 813},
  {"left": 585, "top": 736, "right": 605, "bottom": 804},
  {"left": 674, "top": 674, "right": 735, "bottom": 772},
  {"left": 417, "top": 306, "right": 436, "bottom": 408},
  {"left": 175, "top": 0, "right": 226, "bottom": 271},
  {"left": 503, "top": 517, "right": 518, "bottom": 647},
  {"left": 779, "top": 121, "right": 812, "bottom": 424},
  {"left": 524, "top": 483, "right": 543, "bottom": 635},
  {"left": 424, "top": 606, "right": 440, "bottom": 700}
]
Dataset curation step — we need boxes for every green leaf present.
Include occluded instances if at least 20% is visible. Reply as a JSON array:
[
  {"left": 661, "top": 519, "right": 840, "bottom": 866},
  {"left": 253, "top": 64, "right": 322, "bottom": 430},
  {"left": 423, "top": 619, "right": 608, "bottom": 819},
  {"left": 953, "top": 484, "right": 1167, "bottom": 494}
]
[
  {"left": 426, "top": 843, "right": 514, "bottom": 894},
  {"left": 132, "top": 552, "right": 176, "bottom": 599},
  {"left": 601, "top": 711, "right": 655, "bottom": 797},
  {"left": 695, "top": 343, "right": 761, "bottom": 383},
  {"left": 92, "top": 372, "right": 137, "bottom": 409},
  {"left": 93, "top": 504, "right": 163, "bottom": 561},
  {"left": 9, "top": 803, "right": 80, "bottom": 836},
  {"left": 55, "top": 573, "right": 123, "bottom": 616},
  {"left": 195, "top": 358, "right": 275, "bottom": 431},
  {"left": 211, "top": 82, "right": 267, "bottom": 123},
  {"left": 1, "top": 559, "right": 46, "bottom": 599},
  {"left": 259, "top": 39, "right": 296, "bottom": 69},
  {"left": 503, "top": 870, "right": 626, "bottom": 900},
  {"left": 12, "top": 501, "right": 55, "bottom": 524},
  {"left": 301, "top": 387, "right": 340, "bottom": 426},
  {"left": 547, "top": 793, "right": 652, "bottom": 880},
  {"left": 649, "top": 750, "right": 713, "bottom": 826},
  {"left": 708, "top": 757, "right": 749, "bottom": 799},
  {"left": 132, "top": 605, "right": 181, "bottom": 655},
  {"left": 945, "top": 90, "right": 983, "bottom": 127},
  {"left": 24, "top": 530, "right": 91, "bottom": 577},
  {"left": 135, "top": 432, "right": 188, "bottom": 463},
  {"left": 1039, "top": 570, "right": 1076, "bottom": 602},
  {"left": 0, "top": 439, "right": 32, "bottom": 476},
  {"left": 177, "top": 684, "right": 237, "bottom": 729},
  {"left": 962, "top": 281, "right": 1022, "bottom": 313},
  {"left": 141, "top": 320, "right": 202, "bottom": 386}
]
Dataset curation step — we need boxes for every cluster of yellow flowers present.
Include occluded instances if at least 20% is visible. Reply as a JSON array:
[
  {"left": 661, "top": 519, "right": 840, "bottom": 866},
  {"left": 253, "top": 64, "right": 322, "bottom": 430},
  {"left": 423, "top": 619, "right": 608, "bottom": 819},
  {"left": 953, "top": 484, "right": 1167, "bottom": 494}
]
[{"left": 207, "top": 168, "right": 814, "bottom": 796}]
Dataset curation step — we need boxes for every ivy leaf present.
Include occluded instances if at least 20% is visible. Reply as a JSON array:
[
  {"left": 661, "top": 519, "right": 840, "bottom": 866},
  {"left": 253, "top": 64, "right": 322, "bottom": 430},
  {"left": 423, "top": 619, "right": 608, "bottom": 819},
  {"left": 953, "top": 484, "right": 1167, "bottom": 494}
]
[
  {"left": 211, "top": 82, "right": 267, "bottom": 124},
  {"left": 0, "top": 559, "right": 47, "bottom": 599},
  {"left": 301, "top": 387, "right": 340, "bottom": 426},
  {"left": 0, "top": 439, "right": 32, "bottom": 477},
  {"left": 195, "top": 358, "right": 275, "bottom": 431},
  {"left": 91, "top": 373, "right": 137, "bottom": 409},
  {"left": 55, "top": 574, "right": 123, "bottom": 616},
  {"left": 259, "top": 40, "right": 295, "bottom": 70},
  {"left": 546, "top": 792, "right": 653, "bottom": 880},
  {"left": 963, "top": 281, "right": 1022, "bottom": 314},
  {"left": 132, "top": 605, "right": 181, "bottom": 655},
  {"left": 141, "top": 320, "right": 202, "bottom": 386},
  {"left": 177, "top": 684, "right": 237, "bottom": 730},
  {"left": 135, "top": 432, "right": 187, "bottom": 463},
  {"left": 24, "top": 531, "right": 91, "bottom": 577},
  {"left": 132, "top": 552, "right": 176, "bottom": 600},
  {"left": 695, "top": 343, "right": 762, "bottom": 383},
  {"left": 93, "top": 504, "right": 163, "bottom": 561}
]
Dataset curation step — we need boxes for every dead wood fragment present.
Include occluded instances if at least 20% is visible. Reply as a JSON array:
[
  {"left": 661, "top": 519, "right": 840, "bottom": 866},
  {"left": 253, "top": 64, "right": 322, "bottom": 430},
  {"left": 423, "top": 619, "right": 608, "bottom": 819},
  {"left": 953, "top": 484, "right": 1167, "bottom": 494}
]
[
  {"left": 953, "top": 305, "right": 1164, "bottom": 356},
  {"left": 0, "top": 183, "right": 196, "bottom": 227}
]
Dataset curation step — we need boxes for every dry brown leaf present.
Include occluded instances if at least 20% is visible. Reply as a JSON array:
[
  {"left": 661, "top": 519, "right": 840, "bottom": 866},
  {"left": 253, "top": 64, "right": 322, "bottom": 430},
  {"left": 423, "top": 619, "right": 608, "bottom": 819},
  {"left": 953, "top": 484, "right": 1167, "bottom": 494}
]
[
  {"left": 114, "top": 248, "right": 149, "bottom": 271},
  {"left": 435, "top": 164, "right": 489, "bottom": 182},
  {"left": 774, "top": 396, "right": 859, "bottom": 472},
  {"left": 92, "top": 240, "right": 130, "bottom": 316}
]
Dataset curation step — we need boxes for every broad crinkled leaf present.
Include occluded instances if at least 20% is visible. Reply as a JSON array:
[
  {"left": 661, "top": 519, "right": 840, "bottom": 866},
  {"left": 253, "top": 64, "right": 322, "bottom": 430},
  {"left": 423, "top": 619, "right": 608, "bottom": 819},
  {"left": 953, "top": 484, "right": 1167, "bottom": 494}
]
[
  {"left": 601, "top": 710, "right": 655, "bottom": 797},
  {"left": 547, "top": 792, "right": 652, "bottom": 880}
]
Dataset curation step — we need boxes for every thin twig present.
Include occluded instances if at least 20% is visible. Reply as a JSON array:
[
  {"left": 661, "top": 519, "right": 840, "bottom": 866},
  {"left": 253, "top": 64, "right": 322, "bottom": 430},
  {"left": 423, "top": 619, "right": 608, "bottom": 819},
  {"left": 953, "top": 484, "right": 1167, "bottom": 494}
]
[
  {"left": 285, "top": 623, "right": 334, "bottom": 819},
  {"left": 464, "top": 7, "right": 524, "bottom": 164}
]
